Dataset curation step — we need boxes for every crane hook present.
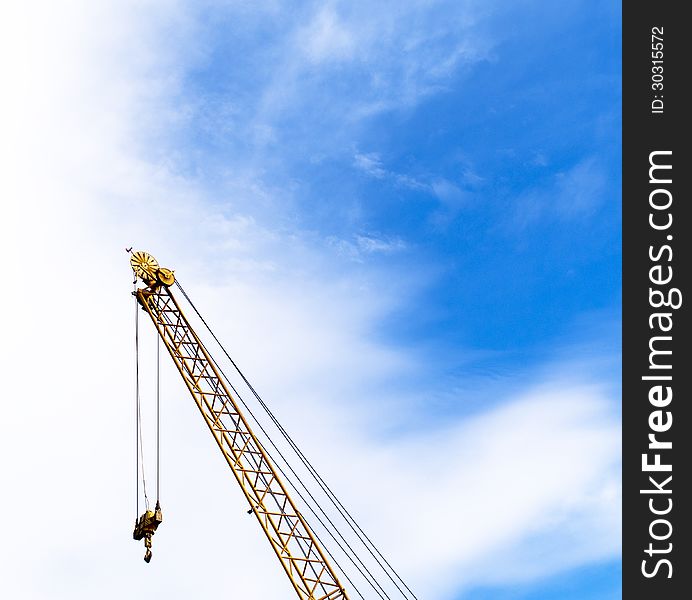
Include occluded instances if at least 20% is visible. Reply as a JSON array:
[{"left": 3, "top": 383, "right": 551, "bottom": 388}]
[{"left": 133, "top": 501, "right": 163, "bottom": 563}]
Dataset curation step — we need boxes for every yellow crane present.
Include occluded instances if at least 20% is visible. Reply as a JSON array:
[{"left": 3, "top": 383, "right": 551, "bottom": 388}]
[
  {"left": 130, "top": 250, "right": 349, "bottom": 600},
  {"left": 129, "top": 250, "right": 420, "bottom": 600}
]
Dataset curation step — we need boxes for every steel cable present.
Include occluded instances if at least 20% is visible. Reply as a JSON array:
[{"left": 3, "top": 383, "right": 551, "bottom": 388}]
[
  {"left": 175, "top": 280, "right": 417, "bottom": 600},
  {"left": 177, "top": 302, "right": 376, "bottom": 600},
  {"left": 135, "top": 294, "right": 150, "bottom": 513}
]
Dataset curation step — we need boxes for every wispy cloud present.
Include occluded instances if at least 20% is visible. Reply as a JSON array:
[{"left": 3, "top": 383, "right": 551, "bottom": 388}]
[
  {"left": 175, "top": 0, "right": 496, "bottom": 162},
  {"left": 355, "top": 233, "right": 406, "bottom": 254},
  {"left": 353, "top": 151, "right": 473, "bottom": 224},
  {"left": 328, "top": 232, "right": 408, "bottom": 262},
  {"left": 353, "top": 151, "right": 429, "bottom": 191},
  {"left": 510, "top": 156, "right": 609, "bottom": 229},
  {"left": 300, "top": 5, "right": 357, "bottom": 64},
  {"left": 354, "top": 152, "right": 388, "bottom": 179}
]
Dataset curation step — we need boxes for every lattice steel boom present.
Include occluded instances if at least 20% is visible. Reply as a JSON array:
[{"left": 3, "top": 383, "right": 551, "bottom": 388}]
[{"left": 130, "top": 251, "right": 349, "bottom": 600}]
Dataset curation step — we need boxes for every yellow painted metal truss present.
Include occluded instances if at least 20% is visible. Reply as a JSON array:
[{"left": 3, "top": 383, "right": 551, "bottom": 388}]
[{"left": 133, "top": 254, "right": 349, "bottom": 600}]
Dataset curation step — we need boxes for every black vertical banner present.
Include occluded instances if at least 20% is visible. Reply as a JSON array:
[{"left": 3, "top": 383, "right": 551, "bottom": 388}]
[{"left": 623, "top": 2, "right": 689, "bottom": 597}]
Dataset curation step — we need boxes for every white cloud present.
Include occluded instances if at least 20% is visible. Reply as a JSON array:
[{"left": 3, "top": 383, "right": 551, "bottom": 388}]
[
  {"left": 355, "top": 234, "right": 407, "bottom": 254},
  {"left": 353, "top": 151, "right": 472, "bottom": 226},
  {"left": 353, "top": 151, "right": 431, "bottom": 192},
  {"left": 354, "top": 152, "right": 388, "bottom": 178},
  {"left": 431, "top": 178, "right": 469, "bottom": 208},
  {"left": 328, "top": 232, "right": 408, "bottom": 262},
  {"left": 511, "top": 156, "right": 609, "bottom": 229},
  {"left": 0, "top": 2, "right": 619, "bottom": 600},
  {"left": 301, "top": 5, "right": 356, "bottom": 64},
  {"left": 178, "top": 0, "right": 496, "bottom": 160}
]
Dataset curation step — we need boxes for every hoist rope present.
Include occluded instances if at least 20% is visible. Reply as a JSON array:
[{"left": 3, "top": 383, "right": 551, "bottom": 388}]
[
  {"left": 175, "top": 281, "right": 406, "bottom": 598},
  {"left": 273, "top": 419, "right": 418, "bottom": 600},
  {"left": 173, "top": 283, "right": 384, "bottom": 599},
  {"left": 156, "top": 335, "right": 161, "bottom": 503},
  {"left": 174, "top": 281, "right": 417, "bottom": 600},
  {"left": 174, "top": 285, "right": 390, "bottom": 600},
  {"left": 135, "top": 294, "right": 150, "bottom": 513},
  {"left": 135, "top": 294, "right": 139, "bottom": 518}
]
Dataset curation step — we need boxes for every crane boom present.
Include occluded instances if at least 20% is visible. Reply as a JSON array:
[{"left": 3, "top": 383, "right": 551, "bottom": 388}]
[{"left": 131, "top": 251, "right": 349, "bottom": 600}]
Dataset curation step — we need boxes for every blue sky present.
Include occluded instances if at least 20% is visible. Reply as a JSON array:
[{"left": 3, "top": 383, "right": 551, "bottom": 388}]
[
  {"left": 156, "top": 2, "right": 622, "bottom": 597},
  {"left": 1, "top": 1, "right": 620, "bottom": 599},
  {"left": 172, "top": 0, "right": 621, "bottom": 358},
  {"left": 164, "top": 2, "right": 621, "bottom": 405},
  {"left": 466, "top": 560, "right": 621, "bottom": 600}
]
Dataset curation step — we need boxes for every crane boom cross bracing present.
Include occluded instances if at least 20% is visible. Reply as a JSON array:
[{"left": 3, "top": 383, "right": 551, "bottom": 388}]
[{"left": 131, "top": 251, "right": 349, "bottom": 600}]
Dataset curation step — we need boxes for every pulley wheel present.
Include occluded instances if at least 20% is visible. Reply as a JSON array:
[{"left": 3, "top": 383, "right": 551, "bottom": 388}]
[{"left": 130, "top": 251, "right": 159, "bottom": 282}]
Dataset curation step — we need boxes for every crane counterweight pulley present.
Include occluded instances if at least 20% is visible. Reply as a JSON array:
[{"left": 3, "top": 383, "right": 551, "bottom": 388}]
[{"left": 130, "top": 250, "right": 175, "bottom": 288}]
